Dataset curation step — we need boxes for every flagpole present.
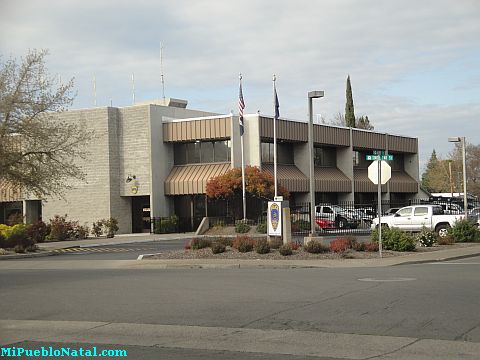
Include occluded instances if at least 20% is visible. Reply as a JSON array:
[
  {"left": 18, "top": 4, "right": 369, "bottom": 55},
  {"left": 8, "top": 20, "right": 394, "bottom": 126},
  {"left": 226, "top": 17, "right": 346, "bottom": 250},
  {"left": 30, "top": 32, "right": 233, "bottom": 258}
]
[
  {"left": 239, "top": 74, "right": 247, "bottom": 221},
  {"left": 273, "top": 74, "right": 278, "bottom": 198}
]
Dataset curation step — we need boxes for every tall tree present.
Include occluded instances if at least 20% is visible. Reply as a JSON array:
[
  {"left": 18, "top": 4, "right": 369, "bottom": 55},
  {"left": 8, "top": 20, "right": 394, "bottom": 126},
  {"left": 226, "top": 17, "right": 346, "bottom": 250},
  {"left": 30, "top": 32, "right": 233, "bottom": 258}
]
[
  {"left": 356, "top": 115, "right": 374, "bottom": 130},
  {"left": 345, "top": 75, "right": 356, "bottom": 127},
  {"left": 421, "top": 149, "right": 461, "bottom": 194},
  {"left": 0, "top": 49, "right": 93, "bottom": 197}
]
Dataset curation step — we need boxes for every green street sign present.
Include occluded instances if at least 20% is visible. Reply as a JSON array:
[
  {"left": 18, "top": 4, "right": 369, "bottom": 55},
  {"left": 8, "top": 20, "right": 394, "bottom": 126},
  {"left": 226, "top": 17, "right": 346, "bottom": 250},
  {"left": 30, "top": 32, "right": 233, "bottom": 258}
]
[{"left": 366, "top": 154, "right": 393, "bottom": 161}]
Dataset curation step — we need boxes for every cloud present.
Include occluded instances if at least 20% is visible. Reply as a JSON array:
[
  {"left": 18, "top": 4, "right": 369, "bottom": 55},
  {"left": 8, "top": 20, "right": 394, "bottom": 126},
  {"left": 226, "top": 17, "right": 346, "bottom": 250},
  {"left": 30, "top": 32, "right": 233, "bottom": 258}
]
[{"left": 1, "top": 0, "right": 479, "bottom": 168}]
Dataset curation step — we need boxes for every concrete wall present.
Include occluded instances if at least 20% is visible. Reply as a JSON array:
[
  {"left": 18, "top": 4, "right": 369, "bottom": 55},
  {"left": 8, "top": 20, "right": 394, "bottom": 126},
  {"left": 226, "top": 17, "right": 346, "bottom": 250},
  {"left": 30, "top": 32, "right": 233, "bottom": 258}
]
[
  {"left": 42, "top": 108, "right": 115, "bottom": 230},
  {"left": 336, "top": 145, "right": 354, "bottom": 202},
  {"left": 230, "top": 115, "right": 242, "bottom": 168},
  {"left": 244, "top": 114, "right": 261, "bottom": 167}
]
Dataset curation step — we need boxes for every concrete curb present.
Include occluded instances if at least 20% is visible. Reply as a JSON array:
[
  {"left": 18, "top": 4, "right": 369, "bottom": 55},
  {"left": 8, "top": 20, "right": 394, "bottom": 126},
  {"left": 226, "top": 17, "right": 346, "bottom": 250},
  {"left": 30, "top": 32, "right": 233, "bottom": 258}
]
[
  {"left": 393, "top": 251, "right": 480, "bottom": 266},
  {"left": 0, "top": 250, "right": 59, "bottom": 260}
]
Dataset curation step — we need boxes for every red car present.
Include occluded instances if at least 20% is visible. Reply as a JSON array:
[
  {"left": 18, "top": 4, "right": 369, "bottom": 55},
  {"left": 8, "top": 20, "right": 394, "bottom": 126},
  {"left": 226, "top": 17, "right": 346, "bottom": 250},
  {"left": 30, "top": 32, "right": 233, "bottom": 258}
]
[{"left": 316, "top": 218, "right": 336, "bottom": 230}]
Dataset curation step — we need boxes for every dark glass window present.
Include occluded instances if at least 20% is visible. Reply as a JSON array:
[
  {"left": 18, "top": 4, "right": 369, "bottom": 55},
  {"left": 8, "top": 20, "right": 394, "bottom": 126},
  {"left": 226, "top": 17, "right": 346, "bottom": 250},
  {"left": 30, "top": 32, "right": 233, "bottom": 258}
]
[
  {"left": 314, "top": 147, "right": 336, "bottom": 167},
  {"left": 261, "top": 142, "right": 294, "bottom": 164},
  {"left": 173, "top": 140, "right": 231, "bottom": 165}
]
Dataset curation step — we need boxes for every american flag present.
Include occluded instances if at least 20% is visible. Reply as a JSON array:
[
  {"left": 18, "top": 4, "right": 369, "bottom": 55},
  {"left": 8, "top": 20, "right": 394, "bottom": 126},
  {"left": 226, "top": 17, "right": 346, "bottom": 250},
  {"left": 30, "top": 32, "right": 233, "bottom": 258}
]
[{"left": 239, "top": 81, "right": 245, "bottom": 136}]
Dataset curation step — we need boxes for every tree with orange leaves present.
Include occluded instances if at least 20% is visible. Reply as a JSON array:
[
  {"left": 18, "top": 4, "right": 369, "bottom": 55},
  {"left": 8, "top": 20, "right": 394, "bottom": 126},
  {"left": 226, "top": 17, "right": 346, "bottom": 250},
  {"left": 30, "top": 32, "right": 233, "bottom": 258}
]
[{"left": 206, "top": 166, "right": 289, "bottom": 200}]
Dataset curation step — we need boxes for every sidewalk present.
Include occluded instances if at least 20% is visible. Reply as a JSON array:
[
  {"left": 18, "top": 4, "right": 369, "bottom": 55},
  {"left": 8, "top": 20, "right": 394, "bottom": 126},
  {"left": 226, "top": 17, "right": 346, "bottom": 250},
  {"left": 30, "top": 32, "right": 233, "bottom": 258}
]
[{"left": 36, "top": 232, "right": 195, "bottom": 250}]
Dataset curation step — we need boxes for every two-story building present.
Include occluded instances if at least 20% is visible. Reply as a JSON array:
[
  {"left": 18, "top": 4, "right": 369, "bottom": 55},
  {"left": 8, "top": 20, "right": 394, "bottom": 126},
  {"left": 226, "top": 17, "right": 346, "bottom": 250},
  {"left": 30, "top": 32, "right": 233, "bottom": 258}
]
[{"left": 0, "top": 99, "right": 426, "bottom": 233}]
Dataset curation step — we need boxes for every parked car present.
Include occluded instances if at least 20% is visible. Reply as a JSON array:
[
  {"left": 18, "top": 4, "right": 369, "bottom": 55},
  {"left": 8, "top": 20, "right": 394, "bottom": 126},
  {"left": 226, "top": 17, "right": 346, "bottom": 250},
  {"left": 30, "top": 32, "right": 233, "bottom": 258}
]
[
  {"left": 371, "top": 204, "right": 478, "bottom": 237},
  {"left": 355, "top": 207, "right": 376, "bottom": 224},
  {"left": 315, "top": 204, "right": 360, "bottom": 229},
  {"left": 315, "top": 218, "right": 336, "bottom": 230}
]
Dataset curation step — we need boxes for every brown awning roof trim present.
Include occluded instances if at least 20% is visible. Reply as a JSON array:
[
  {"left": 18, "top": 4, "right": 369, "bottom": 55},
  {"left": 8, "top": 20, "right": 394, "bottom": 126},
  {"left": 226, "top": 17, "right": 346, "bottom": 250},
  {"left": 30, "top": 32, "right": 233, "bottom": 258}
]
[
  {"left": 164, "top": 162, "right": 231, "bottom": 195},
  {"left": 163, "top": 116, "right": 232, "bottom": 142},
  {"left": 262, "top": 164, "right": 309, "bottom": 192},
  {"left": 354, "top": 169, "right": 387, "bottom": 193},
  {"left": 314, "top": 167, "right": 351, "bottom": 192},
  {"left": 389, "top": 171, "right": 418, "bottom": 193},
  {"left": 354, "top": 169, "right": 418, "bottom": 193},
  {"left": 0, "top": 180, "right": 23, "bottom": 202}
]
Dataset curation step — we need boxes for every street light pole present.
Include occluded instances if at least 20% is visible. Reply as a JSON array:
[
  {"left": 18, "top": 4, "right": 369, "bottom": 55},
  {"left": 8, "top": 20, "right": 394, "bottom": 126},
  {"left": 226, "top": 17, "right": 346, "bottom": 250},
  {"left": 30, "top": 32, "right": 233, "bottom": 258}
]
[
  {"left": 308, "top": 91, "right": 324, "bottom": 236},
  {"left": 448, "top": 136, "right": 468, "bottom": 218}
]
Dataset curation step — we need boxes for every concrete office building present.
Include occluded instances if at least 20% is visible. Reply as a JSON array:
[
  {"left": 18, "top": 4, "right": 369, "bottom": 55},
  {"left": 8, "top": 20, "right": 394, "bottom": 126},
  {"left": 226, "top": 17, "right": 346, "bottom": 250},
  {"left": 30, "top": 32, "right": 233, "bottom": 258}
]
[{"left": 0, "top": 99, "right": 426, "bottom": 233}]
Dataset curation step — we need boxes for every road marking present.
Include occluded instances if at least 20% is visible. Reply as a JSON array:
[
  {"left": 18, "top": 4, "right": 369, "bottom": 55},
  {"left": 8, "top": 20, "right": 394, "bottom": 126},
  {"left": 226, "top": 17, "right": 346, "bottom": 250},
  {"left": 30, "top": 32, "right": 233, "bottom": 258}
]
[
  {"left": 52, "top": 247, "right": 155, "bottom": 254},
  {"left": 358, "top": 277, "right": 416, "bottom": 282}
]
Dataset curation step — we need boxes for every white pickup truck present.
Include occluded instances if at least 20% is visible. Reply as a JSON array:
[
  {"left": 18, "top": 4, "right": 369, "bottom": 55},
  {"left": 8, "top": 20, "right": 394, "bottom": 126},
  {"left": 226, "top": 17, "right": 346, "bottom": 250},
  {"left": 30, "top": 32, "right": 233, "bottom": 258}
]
[{"left": 371, "top": 204, "right": 476, "bottom": 237}]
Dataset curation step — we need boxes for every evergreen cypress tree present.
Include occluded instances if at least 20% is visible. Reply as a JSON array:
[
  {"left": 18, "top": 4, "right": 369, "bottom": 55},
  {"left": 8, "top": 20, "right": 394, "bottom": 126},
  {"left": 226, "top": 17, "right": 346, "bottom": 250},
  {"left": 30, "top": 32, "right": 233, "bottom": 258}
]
[
  {"left": 345, "top": 75, "right": 356, "bottom": 127},
  {"left": 421, "top": 150, "right": 439, "bottom": 192}
]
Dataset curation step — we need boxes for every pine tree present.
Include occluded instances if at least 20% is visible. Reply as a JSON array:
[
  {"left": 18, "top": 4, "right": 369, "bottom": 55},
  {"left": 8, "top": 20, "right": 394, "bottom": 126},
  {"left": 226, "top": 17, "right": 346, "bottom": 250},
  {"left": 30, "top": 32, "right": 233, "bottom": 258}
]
[
  {"left": 422, "top": 150, "right": 439, "bottom": 192},
  {"left": 345, "top": 75, "right": 356, "bottom": 127}
]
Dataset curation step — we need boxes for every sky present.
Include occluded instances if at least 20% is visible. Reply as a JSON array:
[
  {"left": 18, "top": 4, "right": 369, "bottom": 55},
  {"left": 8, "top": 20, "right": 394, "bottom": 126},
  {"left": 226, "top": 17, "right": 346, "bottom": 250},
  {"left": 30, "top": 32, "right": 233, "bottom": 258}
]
[{"left": 1, "top": 0, "right": 479, "bottom": 171}]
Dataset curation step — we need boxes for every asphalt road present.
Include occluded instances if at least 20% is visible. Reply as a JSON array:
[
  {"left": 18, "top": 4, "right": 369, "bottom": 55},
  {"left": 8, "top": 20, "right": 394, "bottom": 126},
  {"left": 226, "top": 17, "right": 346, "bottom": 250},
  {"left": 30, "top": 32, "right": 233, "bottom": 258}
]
[{"left": 1, "top": 256, "right": 480, "bottom": 359}]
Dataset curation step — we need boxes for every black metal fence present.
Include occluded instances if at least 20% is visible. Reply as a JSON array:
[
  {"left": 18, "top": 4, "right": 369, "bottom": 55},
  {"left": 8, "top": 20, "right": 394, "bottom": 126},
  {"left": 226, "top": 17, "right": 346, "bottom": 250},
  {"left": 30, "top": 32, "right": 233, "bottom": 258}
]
[{"left": 151, "top": 196, "right": 480, "bottom": 235}]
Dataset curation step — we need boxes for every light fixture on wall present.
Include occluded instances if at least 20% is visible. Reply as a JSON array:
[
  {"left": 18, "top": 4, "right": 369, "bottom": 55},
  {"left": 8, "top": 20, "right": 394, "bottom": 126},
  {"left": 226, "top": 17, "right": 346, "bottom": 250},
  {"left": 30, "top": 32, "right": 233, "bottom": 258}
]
[{"left": 126, "top": 174, "right": 136, "bottom": 183}]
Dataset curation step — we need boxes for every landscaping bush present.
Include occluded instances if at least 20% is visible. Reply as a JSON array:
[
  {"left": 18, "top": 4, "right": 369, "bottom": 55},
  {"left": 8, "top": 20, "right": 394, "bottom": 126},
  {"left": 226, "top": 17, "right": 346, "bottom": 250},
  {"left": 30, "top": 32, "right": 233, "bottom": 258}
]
[
  {"left": 365, "top": 242, "right": 379, "bottom": 252},
  {"left": 211, "top": 237, "right": 233, "bottom": 247},
  {"left": 287, "top": 240, "right": 301, "bottom": 251},
  {"left": 190, "top": 237, "right": 212, "bottom": 250},
  {"left": 330, "top": 238, "right": 350, "bottom": 253},
  {"left": 448, "top": 219, "right": 480, "bottom": 243},
  {"left": 73, "top": 224, "right": 90, "bottom": 239},
  {"left": 26, "top": 221, "right": 48, "bottom": 243},
  {"left": 211, "top": 242, "right": 226, "bottom": 254},
  {"left": 416, "top": 228, "right": 437, "bottom": 247},
  {"left": 304, "top": 240, "right": 329, "bottom": 254},
  {"left": 255, "top": 238, "right": 270, "bottom": 254},
  {"left": 256, "top": 222, "right": 267, "bottom": 234},
  {"left": 47, "top": 215, "right": 75, "bottom": 241},
  {"left": 14, "top": 244, "right": 26, "bottom": 253},
  {"left": 0, "top": 233, "right": 5, "bottom": 249},
  {"left": 352, "top": 241, "right": 366, "bottom": 251},
  {"left": 279, "top": 244, "right": 293, "bottom": 256},
  {"left": 371, "top": 227, "right": 416, "bottom": 251},
  {"left": 232, "top": 235, "right": 256, "bottom": 252},
  {"left": 103, "top": 218, "right": 119, "bottom": 238},
  {"left": 92, "top": 220, "right": 104, "bottom": 237},
  {"left": 437, "top": 235, "right": 455, "bottom": 245},
  {"left": 268, "top": 237, "right": 283, "bottom": 249},
  {"left": 8, "top": 228, "right": 34, "bottom": 250},
  {"left": 235, "top": 222, "right": 251, "bottom": 234}
]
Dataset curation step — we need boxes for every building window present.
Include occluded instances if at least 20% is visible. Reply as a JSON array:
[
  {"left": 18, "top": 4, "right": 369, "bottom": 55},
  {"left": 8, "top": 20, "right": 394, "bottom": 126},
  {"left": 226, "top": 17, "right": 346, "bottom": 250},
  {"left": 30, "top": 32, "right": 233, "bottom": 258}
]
[
  {"left": 314, "top": 147, "right": 336, "bottom": 167},
  {"left": 174, "top": 140, "right": 231, "bottom": 165},
  {"left": 261, "top": 142, "right": 294, "bottom": 164}
]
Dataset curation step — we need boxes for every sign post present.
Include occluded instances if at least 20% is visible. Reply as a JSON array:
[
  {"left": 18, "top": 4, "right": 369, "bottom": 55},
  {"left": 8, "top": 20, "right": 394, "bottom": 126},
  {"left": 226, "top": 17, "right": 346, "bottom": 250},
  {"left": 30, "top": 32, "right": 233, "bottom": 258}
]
[{"left": 367, "top": 152, "right": 392, "bottom": 258}]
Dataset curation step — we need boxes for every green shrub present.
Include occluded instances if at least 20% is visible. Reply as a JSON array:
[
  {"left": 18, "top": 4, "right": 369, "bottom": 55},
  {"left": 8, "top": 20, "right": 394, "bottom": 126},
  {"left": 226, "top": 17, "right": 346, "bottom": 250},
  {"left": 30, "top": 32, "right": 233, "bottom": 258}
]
[
  {"left": 255, "top": 238, "right": 270, "bottom": 254},
  {"left": 103, "top": 218, "right": 119, "bottom": 238},
  {"left": 73, "top": 224, "right": 90, "bottom": 239},
  {"left": 256, "top": 222, "right": 267, "bottom": 234},
  {"left": 211, "top": 242, "right": 226, "bottom": 254},
  {"left": 190, "top": 238, "right": 212, "bottom": 250},
  {"left": 154, "top": 216, "right": 178, "bottom": 234},
  {"left": 91, "top": 220, "right": 104, "bottom": 237},
  {"left": 26, "top": 221, "right": 48, "bottom": 243},
  {"left": 279, "top": 244, "right": 293, "bottom": 256},
  {"left": 371, "top": 227, "right": 416, "bottom": 251},
  {"left": 210, "top": 237, "right": 233, "bottom": 247},
  {"left": 437, "top": 235, "right": 455, "bottom": 245},
  {"left": 232, "top": 235, "right": 255, "bottom": 252},
  {"left": 304, "top": 240, "right": 329, "bottom": 254},
  {"left": 448, "top": 219, "right": 480, "bottom": 243},
  {"left": 268, "top": 237, "right": 283, "bottom": 249},
  {"left": 0, "top": 224, "right": 32, "bottom": 249},
  {"left": 212, "top": 219, "right": 226, "bottom": 228},
  {"left": 352, "top": 241, "right": 366, "bottom": 251},
  {"left": 235, "top": 222, "right": 251, "bottom": 234},
  {"left": 14, "top": 244, "right": 25, "bottom": 253},
  {"left": 416, "top": 228, "right": 437, "bottom": 247}
]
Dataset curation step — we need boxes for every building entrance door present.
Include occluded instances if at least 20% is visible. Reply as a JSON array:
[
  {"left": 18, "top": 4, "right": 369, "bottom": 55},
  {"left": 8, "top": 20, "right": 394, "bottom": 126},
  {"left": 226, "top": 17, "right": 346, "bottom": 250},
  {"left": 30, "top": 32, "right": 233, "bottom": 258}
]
[{"left": 131, "top": 196, "right": 150, "bottom": 233}]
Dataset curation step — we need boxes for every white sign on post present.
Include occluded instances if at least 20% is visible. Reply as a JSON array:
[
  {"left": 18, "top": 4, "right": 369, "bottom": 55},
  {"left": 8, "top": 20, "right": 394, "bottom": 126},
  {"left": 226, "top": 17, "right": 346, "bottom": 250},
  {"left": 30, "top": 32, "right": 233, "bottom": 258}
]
[
  {"left": 267, "top": 201, "right": 282, "bottom": 236},
  {"left": 368, "top": 160, "right": 391, "bottom": 185}
]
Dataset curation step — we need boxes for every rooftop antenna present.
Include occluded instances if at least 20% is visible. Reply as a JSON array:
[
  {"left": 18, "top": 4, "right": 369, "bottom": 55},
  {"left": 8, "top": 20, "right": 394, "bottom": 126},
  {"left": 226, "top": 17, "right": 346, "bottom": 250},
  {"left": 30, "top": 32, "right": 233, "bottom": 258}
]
[
  {"left": 132, "top": 73, "right": 135, "bottom": 105},
  {"left": 160, "top": 42, "right": 165, "bottom": 101}
]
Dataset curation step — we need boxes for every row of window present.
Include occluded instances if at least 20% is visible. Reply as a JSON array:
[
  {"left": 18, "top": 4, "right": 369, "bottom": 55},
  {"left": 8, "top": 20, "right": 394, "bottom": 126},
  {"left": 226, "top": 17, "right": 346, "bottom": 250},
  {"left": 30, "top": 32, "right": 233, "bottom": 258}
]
[
  {"left": 173, "top": 140, "right": 405, "bottom": 170},
  {"left": 174, "top": 140, "right": 231, "bottom": 165}
]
